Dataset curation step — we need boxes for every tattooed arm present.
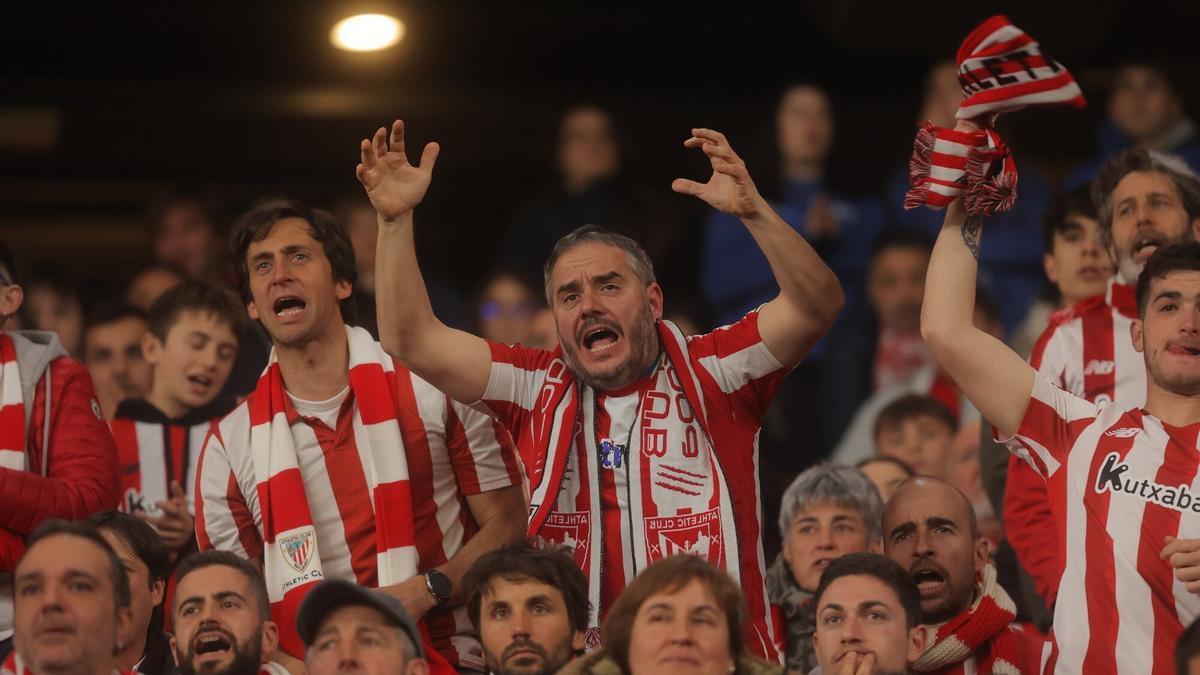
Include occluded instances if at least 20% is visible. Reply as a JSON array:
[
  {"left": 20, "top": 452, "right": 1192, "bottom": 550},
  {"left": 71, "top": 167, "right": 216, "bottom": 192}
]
[{"left": 920, "top": 196, "right": 1035, "bottom": 438}]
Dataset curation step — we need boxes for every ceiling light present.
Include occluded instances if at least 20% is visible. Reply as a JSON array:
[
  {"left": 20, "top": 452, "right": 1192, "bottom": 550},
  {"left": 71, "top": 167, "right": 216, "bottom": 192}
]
[{"left": 331, "top": 14, "right": 404, "bottom": 52}]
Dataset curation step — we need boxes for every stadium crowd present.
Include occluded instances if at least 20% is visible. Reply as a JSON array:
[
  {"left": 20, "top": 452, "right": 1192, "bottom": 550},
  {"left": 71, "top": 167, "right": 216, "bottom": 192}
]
[{"left": 6, "top": 14, "right": 1200, "bottom": 675}]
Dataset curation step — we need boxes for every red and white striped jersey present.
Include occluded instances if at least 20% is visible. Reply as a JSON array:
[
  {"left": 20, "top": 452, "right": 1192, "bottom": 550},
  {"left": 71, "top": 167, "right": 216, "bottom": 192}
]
[
  {"left": 1006, "top": 375, "right": 1200, "bottom": 675},
  {"left": 195, "top": 362, "right": 523, "bottom": 670},
  {"left": 1029, "top": 281, "right": 1143, "bottom": 408},
  {"left": 1006, "top": 281, "right": 1144, "bottom": 605},
  {"left": 480, "top": 313, "right": 787, "bottom": 661},
  {"left": 109, "top": 398, "right": 232, "bottom": 516}
]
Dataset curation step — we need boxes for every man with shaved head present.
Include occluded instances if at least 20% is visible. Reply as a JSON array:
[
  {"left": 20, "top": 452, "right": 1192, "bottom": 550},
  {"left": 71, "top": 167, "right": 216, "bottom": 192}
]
[{"left": 882, "top": 477, "right": 1039, "bottom": 673}]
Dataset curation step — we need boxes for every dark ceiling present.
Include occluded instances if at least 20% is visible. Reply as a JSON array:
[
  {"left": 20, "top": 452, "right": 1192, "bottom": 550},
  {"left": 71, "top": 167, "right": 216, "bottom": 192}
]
[{"left": 2, "top": 0, "right": 1199, "bottom": 291}]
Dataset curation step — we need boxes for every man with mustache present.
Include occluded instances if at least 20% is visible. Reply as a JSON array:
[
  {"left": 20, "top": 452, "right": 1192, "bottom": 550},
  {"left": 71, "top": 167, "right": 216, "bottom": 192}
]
[
  {"left": 362, "top": 119, "right": 844, "bottom": 658},
  {"left": 999, "top": 149, "right": 1200, "bottom": 616},
  {"left": 464, "top": 542, "right": 588, "bottom": 675},
  {"left": 881, "top": 477, "right": 1038, "bottom": 674},
  {"left": 9, "top": 520, "right": 135, "bottom": 675},
  {"left": 172, "top": 550, "right": 284, "bottom": 675}
]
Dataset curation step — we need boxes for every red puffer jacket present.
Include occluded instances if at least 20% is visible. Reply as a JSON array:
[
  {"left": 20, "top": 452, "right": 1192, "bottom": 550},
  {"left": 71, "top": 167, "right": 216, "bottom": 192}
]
[{"left": 0, "top": 355, "right": 120, "bottom": 570}]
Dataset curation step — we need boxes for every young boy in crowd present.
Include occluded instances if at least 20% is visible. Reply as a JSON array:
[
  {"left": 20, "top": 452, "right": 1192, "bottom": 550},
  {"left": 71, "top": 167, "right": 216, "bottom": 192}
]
[
  {"left": 872, "top": 394, "right": 957, "bottom": 479},
  {"left": 108, "top": 281, "right": 244, "bottom": 560}
]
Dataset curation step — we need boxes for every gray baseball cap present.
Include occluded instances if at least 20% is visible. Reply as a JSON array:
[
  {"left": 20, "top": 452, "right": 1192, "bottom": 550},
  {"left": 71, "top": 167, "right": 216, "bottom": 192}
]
[{"left": 295, "top": 579, "right": 424, "bottom": 658}]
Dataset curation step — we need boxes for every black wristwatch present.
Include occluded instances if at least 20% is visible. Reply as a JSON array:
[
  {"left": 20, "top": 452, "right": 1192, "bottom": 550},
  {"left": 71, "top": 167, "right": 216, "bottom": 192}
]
[{"left": 424, "top": 569, "right": 451, "bottom": 606}]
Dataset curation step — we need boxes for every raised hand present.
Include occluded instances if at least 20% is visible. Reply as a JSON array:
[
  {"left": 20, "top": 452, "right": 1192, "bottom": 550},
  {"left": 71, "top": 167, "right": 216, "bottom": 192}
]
[
  {"left": 356, "top": 119, "right": 440, "bottom": 222},
  {"left": 671, "top": 128, "right": 765, "bottom": 219}
]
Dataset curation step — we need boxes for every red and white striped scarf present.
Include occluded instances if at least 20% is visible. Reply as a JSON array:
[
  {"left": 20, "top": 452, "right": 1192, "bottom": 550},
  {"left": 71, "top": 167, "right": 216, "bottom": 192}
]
[
  {"left": 0, "top": 333, "right": 27, "bottom": 471},
  {"left": 249, "top": 325, "right": 418, "bottom": 657},
  {"left": 906, "top": 15, "right": 1085, "bottom": 216},
  {"left": 911, "top": 564, "right": 1028, "bottom": 675}
]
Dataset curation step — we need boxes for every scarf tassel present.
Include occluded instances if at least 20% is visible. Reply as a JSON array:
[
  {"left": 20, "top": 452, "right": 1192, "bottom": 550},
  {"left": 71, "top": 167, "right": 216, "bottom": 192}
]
[
  {"left": 903, "top": 121, "right": 938, "bottom": 210},
  {"left": 962, "top": 136, "right": 1018, "bottom": 217}
]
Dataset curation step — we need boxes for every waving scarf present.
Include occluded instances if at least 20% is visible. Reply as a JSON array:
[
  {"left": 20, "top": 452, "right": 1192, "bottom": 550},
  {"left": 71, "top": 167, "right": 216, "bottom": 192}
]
[{"left": 906, "top": 15, "right": 1085, "bottom": 216}]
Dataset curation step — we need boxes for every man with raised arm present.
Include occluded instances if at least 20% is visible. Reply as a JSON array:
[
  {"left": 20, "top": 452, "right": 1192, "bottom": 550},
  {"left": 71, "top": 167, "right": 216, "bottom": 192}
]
[
  {"left": 922, "top": 120, "right": 1200, "bottom": 675},
  {"left": 360, "top": 120, "right": 844, "bottom": 659}
]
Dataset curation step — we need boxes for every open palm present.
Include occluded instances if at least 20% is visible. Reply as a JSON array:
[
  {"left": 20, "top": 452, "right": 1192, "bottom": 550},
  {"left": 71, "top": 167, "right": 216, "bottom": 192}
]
[
  {"left": 356, "top": 119, "right": 440, "bottom": 221},
  {"left": 671, "top": 128, "right": 762, "bottom": 219}
]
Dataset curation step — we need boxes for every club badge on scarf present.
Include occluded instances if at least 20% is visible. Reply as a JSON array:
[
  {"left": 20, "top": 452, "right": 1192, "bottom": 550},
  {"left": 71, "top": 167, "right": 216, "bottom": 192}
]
[{"left": 905, "top": 15, "right": 1085, "bottom": 216}]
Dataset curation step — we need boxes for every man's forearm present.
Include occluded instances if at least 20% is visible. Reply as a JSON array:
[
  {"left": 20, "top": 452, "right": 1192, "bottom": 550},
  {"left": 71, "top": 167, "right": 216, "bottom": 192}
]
[
  {"left": 374, "top": 213, "right": 439, "bottom": 359},
  {"left": 920, "top": 198, "right": 1035, "bottom": 437},
  {"left": 438, "top": 487, "right": 526, "bottom": 605},
  {"left": 921, "top": 199, "right": 981, "bottom": 344},
  {"left": 742, "top": 205, "right": 843, "bottom": 324}
]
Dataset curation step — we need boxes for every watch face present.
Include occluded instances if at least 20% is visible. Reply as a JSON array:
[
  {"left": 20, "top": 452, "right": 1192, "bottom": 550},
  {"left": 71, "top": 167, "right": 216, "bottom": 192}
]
[{"left": 428, "top": 570, "right": 451, "bottom": 598}]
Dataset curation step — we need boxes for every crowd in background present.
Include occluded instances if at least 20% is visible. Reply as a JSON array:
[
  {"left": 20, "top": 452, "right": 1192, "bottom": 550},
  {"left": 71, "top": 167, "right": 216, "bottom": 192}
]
[{"left": 3, "top": 53, "right": 1200, "bottom": 675}]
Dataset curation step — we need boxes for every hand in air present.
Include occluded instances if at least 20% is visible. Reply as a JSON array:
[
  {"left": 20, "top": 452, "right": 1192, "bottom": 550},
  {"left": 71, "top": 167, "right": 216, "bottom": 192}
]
[
  {"left": 355, "top": 119, "right": 440, "bottom": 222},
  {"left": 671, "top": 128, "right": 765, "bottom": 219}
]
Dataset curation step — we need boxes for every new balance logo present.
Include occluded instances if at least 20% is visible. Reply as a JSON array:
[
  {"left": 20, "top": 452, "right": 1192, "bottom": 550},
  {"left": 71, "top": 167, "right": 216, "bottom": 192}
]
[
  {"left": 1095, "top": 452, "right": 1200, "bottom": 513},
  {"left": 1104, "top": 428, "right": 1141, "bottom": 438},
  {"left": 1084, "top": 359, "right": 1115, "bottom": 376}
]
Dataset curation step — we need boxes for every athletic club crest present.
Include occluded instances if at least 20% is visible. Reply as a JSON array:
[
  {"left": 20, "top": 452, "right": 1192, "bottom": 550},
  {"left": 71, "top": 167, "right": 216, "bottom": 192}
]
[
  {"left": 645, "top": 507, "right": 723, "bottom": 565},
  {"left": 539, "top": 512, "right": 590, "bottom": 569},
  {"left": 280, "top": 530, "right": 315, "bottom": 573}
]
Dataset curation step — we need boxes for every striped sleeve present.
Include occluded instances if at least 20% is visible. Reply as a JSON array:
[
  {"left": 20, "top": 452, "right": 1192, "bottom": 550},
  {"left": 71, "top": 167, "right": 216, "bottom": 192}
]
[
  {"left": 689, "top": 310, "right": 786, "bottom": 422},
  {"left": 445, "top": 398, "right": 524, "bottom": 495},
  {"left": 1002, "top": 374, "right": 1099, "bottom": 479},
  {"left": 480, "top": 341, "right": 555, "bottom": 428},
  {"left": 194, "top": 422, "right": 263, "bottom": 559}
]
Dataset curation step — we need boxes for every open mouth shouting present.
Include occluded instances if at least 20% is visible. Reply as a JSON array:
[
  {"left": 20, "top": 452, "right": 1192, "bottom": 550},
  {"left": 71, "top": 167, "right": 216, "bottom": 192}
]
[
  {"left": 272, "top": 296, "right": 307, "bottom": 322},
  {"left": 910, "top": 564, "right": 948, "bottom": 598},
  {"left": 191, "top": 628, "right": 235, "bottom": 664},
  {"left": 580, "top": 323, "right": 622, "bottom": 354}
]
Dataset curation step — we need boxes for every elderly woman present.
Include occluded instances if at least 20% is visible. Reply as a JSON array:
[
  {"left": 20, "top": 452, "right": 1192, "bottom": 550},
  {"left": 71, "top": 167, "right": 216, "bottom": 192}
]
[
  {"left": 569, "top": 554, "right": 782, "bottom": 675},
  {"left": 767, "top": 463, "right": 884, "bottom": 673}
]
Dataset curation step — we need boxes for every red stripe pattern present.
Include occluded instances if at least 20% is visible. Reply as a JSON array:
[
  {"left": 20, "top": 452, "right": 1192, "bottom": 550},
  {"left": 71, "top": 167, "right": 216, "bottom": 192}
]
[
  {"left": 1005, "top": 281, "right": 1142, "bottom": 607},
  {"left": 196, "top": 326, "right": 521, "bottom": 671},
  {"left": 0, "top": 334, "right": 26, "bottom": 471},
  {"left": 1005, "top": 376, "right": 1200, "bottom": 673},
  {"left": 481, "top": 313, "right": 787, "bottom": 660}
]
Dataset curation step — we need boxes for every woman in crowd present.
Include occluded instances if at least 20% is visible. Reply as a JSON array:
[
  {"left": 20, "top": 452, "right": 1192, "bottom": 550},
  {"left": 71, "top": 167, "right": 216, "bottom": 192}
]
[
  {"left": 568, "top": 555, "right": 783, "bottom": 675},
  {"left": 767, "top": 463, "right": 883, "bottom": 673}
]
